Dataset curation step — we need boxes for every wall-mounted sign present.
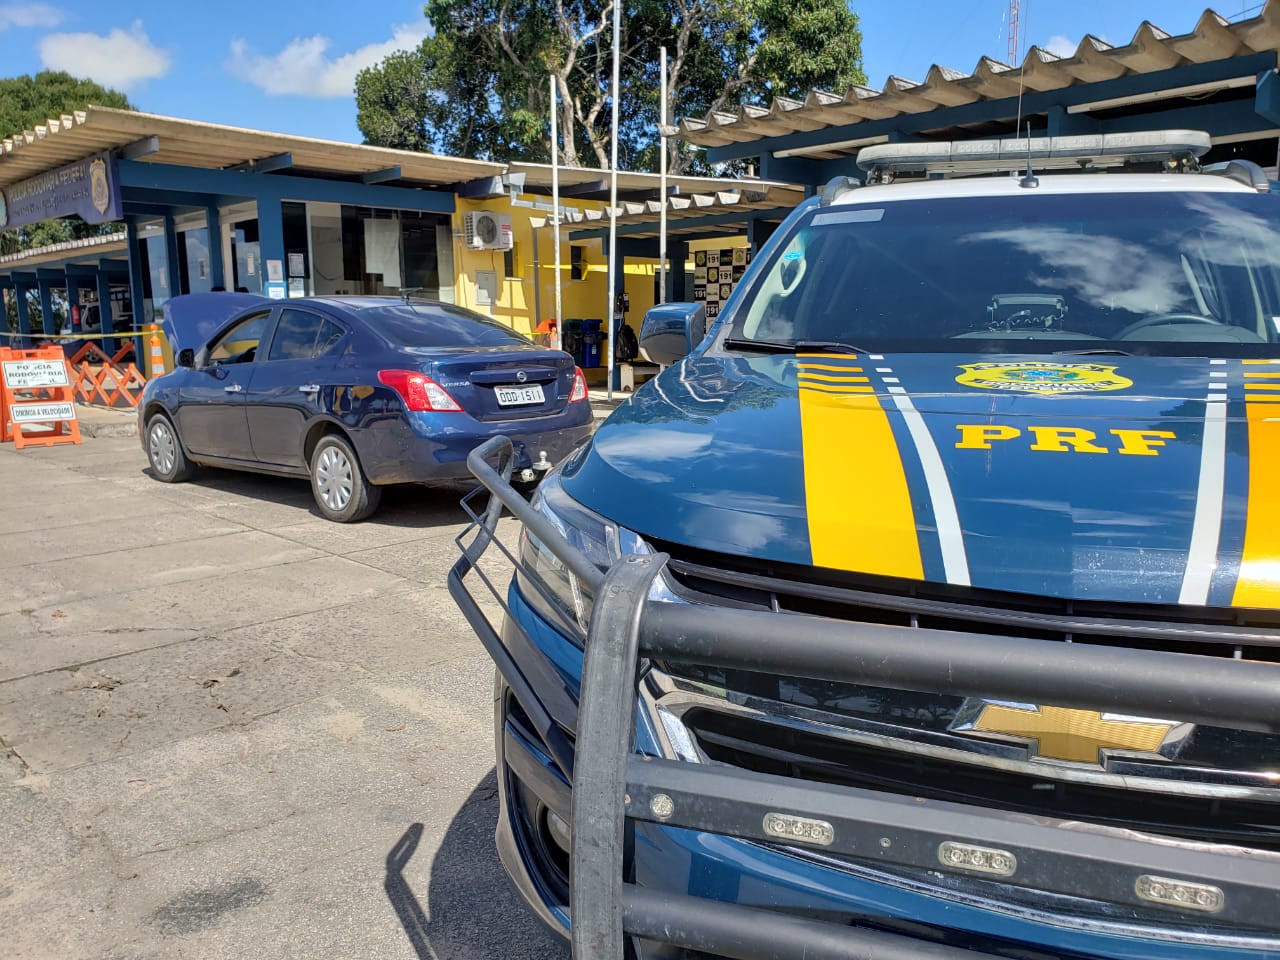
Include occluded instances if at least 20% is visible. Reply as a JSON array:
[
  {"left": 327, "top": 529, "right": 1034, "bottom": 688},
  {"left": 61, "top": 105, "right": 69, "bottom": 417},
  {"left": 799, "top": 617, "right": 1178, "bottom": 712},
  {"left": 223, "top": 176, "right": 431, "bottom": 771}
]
[
  {"left": 0, "top": 151, "right": 121, "bottom": 230},
  {"left": 693, "top": 246, "right": 751, "bottom": 322}
]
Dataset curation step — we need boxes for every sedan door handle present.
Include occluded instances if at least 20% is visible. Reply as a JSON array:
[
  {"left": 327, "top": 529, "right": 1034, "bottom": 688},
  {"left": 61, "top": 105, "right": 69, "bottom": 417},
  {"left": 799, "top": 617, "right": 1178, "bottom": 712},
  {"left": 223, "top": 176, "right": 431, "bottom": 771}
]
[
  {"left": 224, "top": 383, "right": 242, "bottom": 393},
  {"left": 298, "top": 383, "right": 320, "bottom": 394}
]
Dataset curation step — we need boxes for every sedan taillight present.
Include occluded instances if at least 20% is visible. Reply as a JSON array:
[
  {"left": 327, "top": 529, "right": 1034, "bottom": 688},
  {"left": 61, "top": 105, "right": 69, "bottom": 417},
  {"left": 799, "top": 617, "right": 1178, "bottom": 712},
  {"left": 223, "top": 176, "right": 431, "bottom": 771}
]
[
  {"left": 378, "top": 369, "right": 462, "bottom": 412},
  {"left": 569, "top": 367, "right": 588, "bottom": 402}
]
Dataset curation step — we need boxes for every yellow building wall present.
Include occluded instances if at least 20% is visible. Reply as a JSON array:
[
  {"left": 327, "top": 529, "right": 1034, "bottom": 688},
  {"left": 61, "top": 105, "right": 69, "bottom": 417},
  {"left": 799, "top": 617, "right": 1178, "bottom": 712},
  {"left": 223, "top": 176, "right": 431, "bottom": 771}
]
[
  {"left": 452, "top": 196, "right": 660, "bottom": 351},
  {"left": 451, "top": 197, "right": 751, "bottom": 369}
]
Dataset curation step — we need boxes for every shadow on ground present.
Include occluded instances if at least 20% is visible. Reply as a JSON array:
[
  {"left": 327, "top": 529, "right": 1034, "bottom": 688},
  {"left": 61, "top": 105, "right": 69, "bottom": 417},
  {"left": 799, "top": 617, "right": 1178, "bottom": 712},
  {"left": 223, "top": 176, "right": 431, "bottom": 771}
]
[
  {"left": 141, "top": 465, "right": 475, "bottom": 529},
  {"left": 386, "top": 770, "right": 568, "bottom": 960}
]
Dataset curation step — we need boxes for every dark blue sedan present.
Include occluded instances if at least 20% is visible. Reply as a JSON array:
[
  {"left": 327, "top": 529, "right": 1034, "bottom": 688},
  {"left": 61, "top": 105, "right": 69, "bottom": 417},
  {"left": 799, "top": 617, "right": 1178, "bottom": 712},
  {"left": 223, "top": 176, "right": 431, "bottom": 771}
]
[{"left": 139, "top": 293, "right": 594, "bottom": 521}]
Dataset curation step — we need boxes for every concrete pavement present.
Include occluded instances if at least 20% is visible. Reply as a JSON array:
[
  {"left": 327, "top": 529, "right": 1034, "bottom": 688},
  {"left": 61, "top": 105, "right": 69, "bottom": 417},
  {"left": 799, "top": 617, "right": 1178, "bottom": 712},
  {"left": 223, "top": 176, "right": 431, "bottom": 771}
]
[{"left": 0, "top": 434, "right": 568, "bottom": 959}]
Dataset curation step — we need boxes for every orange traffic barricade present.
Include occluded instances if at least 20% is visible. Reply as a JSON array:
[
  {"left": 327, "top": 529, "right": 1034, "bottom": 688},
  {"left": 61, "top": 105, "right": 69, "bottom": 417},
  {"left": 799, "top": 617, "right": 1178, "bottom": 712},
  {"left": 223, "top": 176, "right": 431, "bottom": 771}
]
[{"left": 0, "top": 345, "right": 82, "bottom": 449}]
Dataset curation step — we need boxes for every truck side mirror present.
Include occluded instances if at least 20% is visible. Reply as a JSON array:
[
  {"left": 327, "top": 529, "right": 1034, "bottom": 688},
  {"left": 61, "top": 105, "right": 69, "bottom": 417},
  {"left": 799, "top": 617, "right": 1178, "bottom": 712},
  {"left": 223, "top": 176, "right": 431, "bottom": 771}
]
[{"left": 639, "top": 302, "right": 706, "bottom": 366}]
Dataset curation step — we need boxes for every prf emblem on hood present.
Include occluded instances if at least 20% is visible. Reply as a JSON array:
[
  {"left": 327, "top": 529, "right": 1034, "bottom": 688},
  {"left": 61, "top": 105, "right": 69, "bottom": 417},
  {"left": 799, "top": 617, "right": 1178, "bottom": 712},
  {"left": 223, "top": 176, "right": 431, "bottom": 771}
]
[
  {"left": 951, "top": 700, "right": 1178, "bottom": 765},
  {"left": 956, "top": 362, "right": 1132, "bottom": 395}
]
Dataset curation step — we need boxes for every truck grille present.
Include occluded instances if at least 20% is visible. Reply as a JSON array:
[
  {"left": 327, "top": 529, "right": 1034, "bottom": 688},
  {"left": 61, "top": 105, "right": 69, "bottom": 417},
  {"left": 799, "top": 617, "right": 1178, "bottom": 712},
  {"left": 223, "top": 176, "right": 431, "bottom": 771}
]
[{"left": 650, "top": 546, "right": 1280, "bottom": 856}]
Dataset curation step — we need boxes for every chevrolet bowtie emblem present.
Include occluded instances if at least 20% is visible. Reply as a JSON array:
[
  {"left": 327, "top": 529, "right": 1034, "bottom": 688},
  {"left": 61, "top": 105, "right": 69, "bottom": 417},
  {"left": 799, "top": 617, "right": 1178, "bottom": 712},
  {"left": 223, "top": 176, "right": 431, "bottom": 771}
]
[{"left": 954, "top": 701, "right": 1177, "bottom": 765}]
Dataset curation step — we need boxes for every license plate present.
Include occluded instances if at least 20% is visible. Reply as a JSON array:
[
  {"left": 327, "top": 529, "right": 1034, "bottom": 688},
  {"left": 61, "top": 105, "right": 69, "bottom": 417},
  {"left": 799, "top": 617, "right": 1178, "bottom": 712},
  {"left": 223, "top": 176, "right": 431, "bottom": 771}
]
[{"left": 495, "top": 383, "right": 545, "bottom": 407}]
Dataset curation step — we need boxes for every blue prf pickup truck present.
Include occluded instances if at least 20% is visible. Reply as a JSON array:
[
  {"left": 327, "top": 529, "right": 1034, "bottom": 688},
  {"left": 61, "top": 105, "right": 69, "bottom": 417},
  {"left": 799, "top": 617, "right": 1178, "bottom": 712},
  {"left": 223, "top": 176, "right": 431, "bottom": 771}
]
[{"left": 452, "top": 130, "right": 1280, "bottom": 960}]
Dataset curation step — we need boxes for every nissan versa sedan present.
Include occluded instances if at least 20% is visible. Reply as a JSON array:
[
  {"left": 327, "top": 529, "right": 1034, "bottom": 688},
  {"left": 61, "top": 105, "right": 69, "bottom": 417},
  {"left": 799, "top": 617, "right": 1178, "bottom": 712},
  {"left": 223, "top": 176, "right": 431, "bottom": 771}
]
[{"left": 139, "top": 293, "right": 594, "bottom": 521}]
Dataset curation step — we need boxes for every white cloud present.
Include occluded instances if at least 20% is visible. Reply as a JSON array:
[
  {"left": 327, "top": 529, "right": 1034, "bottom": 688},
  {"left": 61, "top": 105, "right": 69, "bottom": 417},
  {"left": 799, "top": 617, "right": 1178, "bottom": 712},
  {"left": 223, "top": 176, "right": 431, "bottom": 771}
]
[
  {"left": 227, "top": 23, "right": 428, "bottom": 98},
  {"left": 0, "top": 3, "right": 63, "bottom": 30},
  {"left": 38, "top": 21, "right": 170, "bottom": 89},
  {"left": 1043, "top": 35, "right": 1077, "bottom": 58}
]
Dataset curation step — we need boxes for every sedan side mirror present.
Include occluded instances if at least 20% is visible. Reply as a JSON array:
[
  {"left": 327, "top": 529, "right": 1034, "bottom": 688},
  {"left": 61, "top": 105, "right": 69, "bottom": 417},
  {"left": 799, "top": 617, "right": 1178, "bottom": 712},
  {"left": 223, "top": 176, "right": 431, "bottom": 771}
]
[
  {"left": 639, "top": 302, "right": 706, "bottom": 366},
  {"left": 176, "top": 348, "right": 195, "bottom": 368}
]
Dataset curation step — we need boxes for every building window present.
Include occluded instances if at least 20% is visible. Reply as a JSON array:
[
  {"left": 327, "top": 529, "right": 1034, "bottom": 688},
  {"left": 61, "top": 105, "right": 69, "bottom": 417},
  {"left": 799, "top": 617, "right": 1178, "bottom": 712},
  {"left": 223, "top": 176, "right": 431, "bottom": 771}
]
[
  {"left": 571, "top": 246, "right": 585, "bottom": 281},
  {"left": 503, "top": 243, "right": 520, "bottom": 280}
]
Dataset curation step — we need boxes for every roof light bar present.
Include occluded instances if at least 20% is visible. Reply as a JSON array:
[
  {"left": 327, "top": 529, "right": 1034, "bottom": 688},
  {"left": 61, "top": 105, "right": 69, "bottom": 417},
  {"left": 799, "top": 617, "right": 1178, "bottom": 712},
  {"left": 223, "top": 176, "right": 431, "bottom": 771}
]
[{"left": 857, "top": 130, "right": 1212, "bottom": 175}]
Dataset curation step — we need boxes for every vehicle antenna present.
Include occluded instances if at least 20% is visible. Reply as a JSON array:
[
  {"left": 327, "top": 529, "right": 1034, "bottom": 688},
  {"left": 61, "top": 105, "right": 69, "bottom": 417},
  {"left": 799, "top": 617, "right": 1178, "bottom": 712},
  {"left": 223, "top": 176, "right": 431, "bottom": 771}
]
[
  {"left": 1020, "top": 121, "right": 1039, "bottom": 189},
  {"left": 400, "top": 287, "right": 424, "bottom": 303}
]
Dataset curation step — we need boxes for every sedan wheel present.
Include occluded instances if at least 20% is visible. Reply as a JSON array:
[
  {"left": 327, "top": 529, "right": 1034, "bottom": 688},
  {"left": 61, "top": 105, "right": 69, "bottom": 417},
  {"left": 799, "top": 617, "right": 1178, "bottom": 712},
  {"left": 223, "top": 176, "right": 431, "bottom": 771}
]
[
  {"left": 309, "top": 434, "right": 381, "bottom": 522},
  {"left": 146, "top": 413, "right": 194, "bottom": 482}
]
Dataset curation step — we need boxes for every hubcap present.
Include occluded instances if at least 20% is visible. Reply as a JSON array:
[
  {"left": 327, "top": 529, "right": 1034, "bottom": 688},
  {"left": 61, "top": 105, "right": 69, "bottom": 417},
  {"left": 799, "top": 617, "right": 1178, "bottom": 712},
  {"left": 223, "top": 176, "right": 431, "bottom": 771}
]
[
  {"left": 315, "top": 445, "right": 353, "bottom": 512},
  {"left": 149, "top": 420, "right": 176, "bottom": 475}
]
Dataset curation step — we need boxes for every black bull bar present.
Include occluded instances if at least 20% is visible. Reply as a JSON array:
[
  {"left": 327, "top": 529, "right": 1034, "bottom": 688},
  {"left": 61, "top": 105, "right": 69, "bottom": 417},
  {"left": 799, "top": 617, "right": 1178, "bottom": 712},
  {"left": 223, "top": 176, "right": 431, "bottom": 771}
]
[{"left": 448, "top": 436, "right": 1280, "bottom": 960}]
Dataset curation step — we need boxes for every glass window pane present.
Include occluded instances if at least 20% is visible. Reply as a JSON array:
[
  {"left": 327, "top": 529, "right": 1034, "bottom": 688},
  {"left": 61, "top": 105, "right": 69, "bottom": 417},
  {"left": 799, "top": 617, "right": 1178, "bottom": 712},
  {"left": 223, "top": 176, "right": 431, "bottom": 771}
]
[
  {"left": 268, "top": 309, "right": 324, "bottom": 361},
  {"left": 359, "top": 303, "right": 533, "bottom": 347},
  {"left": 316, "top": 319, "right": 345, "bottom": 356},
  {"left": 210, "top": 311, "right": 270, "bottom": 362}
]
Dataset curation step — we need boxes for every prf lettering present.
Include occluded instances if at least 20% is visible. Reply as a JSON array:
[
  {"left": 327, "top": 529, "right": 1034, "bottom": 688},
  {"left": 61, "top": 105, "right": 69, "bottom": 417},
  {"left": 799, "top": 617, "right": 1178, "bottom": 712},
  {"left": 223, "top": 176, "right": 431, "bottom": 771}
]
[{"left": 955, "top": 424, "right": 1176, "bottom": 456}]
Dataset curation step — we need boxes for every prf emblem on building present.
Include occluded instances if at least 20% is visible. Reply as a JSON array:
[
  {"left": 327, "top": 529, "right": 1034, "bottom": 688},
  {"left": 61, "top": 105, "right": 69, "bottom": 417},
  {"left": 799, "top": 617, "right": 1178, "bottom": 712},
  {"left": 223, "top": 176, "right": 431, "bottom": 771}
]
[
  {"left": 956, "top": 362, "right": 1132, "bottom": 395},
  {"left": 951, "top": 700, "right": 1178, "bottom": 765},
  {"left": 90, "top": 158, "right": 110, "bottom": 215}
]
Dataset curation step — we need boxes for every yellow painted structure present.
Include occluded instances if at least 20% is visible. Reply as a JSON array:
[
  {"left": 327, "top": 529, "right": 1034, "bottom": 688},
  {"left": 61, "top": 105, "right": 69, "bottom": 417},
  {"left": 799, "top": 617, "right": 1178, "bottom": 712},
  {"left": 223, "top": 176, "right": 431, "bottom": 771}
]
[{"left": 451, "top": 195, "right": 750, "bottom": 366}]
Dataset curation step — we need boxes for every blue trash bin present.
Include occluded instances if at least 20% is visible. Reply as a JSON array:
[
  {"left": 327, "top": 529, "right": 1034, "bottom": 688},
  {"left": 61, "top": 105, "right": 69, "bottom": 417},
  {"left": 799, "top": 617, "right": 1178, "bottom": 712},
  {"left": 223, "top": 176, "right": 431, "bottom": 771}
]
[{"left": 582, "top": 319, "right": 603, "bottom": 367}]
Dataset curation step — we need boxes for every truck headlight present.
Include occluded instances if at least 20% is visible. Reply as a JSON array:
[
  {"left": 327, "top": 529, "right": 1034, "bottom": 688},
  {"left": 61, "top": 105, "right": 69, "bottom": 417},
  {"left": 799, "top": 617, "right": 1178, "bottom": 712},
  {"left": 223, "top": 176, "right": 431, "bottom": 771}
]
[{"left": 518, "top": 470, "right": 646, "bottom": 633}]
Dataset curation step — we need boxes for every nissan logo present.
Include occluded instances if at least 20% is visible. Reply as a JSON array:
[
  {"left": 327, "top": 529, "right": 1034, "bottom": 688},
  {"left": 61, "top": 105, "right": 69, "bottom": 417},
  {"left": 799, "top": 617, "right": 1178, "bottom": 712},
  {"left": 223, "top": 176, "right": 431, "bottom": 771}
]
[{"left": 516, "top": 370, "right": 527, "bottom": 383}]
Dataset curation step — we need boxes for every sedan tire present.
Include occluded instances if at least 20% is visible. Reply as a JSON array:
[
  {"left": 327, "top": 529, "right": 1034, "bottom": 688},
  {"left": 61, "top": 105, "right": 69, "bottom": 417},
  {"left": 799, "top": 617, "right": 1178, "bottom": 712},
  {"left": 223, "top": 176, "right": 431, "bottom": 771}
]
[
  {"left": 145, "top": 412, "right": 195, "bottom": 483},
  {"left": 310, "top": 433, "right": 381, "bottom": 522}
]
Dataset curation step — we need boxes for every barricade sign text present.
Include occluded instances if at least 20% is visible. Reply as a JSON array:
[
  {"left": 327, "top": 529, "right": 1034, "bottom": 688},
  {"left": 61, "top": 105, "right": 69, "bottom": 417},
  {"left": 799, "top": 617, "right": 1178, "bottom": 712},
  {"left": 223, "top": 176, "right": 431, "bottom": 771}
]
[
  {"left": 1, "top": 359, "right": 70, "bottom": 388},
  {"left": 0, "top": 346, "right": 82, "bottom": 449}
]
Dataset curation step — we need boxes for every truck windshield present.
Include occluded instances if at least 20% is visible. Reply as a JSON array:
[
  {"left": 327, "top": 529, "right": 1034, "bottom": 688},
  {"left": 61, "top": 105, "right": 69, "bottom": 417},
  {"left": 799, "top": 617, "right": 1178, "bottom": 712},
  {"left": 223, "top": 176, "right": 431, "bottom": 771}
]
[{"left": 734, "top": 190, "right": 1280, "bottom": 355}]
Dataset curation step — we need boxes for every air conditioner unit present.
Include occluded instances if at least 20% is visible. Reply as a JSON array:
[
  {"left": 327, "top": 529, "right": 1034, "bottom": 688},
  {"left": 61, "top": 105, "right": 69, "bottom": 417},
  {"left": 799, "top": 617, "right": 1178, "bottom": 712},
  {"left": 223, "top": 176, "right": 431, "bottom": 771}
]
[{"left": 464, "top": 211, "right": 514, "bottom": 250}]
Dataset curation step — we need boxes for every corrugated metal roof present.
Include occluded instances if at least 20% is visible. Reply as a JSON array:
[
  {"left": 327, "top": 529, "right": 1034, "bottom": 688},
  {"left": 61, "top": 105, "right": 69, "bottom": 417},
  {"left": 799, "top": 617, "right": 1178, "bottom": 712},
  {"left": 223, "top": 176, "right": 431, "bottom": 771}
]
[
  {"left": 0, "top": 231, "right": 127, "bottom": 270},
  {"left": 676, "top": 3, "right": 1280, "bottom": 153},
  {"left": 0, "top": 106, "right": 506, "bottom": 188}
]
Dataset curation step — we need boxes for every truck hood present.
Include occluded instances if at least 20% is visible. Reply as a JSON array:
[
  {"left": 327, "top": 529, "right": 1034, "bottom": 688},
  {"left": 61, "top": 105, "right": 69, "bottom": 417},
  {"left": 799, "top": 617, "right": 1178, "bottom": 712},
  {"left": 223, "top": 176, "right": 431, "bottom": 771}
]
[{"left": 562, "top": 352, "right": 1280, "bottom": 609}]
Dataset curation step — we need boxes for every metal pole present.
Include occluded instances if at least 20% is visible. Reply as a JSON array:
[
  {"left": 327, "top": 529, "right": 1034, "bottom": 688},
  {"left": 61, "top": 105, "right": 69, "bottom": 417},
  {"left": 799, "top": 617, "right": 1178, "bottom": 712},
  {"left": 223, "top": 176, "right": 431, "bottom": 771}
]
[
  {"left": 605, "top": 0, "right": 621, "bottom": 400},
  {"left": 550, "top": 74, "right": 564, "bottom": 353},
  {"left": 659, "top": 45, "right": 668, "bottom": 305}
]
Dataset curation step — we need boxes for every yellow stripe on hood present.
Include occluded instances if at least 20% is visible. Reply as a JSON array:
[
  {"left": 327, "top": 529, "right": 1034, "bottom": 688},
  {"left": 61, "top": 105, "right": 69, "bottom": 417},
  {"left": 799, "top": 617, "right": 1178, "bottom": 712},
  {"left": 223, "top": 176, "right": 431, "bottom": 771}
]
[
  {"left": 798, "top": 383, "right": 923, "bottom": 579},
  {"left": 1234, "top": 394, "right": 1280, "bottom": 608}
]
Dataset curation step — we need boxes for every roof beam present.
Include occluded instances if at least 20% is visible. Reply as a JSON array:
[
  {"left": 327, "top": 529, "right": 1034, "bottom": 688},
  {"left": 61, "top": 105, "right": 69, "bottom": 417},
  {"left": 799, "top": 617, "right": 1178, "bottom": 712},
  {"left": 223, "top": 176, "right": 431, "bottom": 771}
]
[
  {"left": 360, "top": 166, "right": 401, "bottom": 184},
  {"left": 118, "top": 136, "right": 160, "bottom": 161},
  {"left": 559, "top": 179, "right": 610, "bottom": 197},
  {"left": 456, "top": 176, "right": 507, "bottom": 199},
  {"left": 568, "top": 206, "right": 797, "bottom": 241},
  {"left": 227, "top": 152, "right": 293, "bottom": 174}
]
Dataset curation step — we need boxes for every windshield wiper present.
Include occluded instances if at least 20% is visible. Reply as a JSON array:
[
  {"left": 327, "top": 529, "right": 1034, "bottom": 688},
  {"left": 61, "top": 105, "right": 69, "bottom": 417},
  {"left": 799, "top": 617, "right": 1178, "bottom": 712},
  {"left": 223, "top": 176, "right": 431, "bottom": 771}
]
[
  {"left": 724, "top": 337, "right": 871, "bottom": 355},
  {"left": 1053, "top": 348, "right": 1135, "bottom": 356}
]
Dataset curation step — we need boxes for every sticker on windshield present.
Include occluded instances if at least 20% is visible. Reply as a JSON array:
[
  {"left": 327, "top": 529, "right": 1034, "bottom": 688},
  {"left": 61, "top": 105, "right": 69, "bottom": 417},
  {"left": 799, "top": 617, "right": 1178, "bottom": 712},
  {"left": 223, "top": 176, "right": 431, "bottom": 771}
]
[
  {"left": 956, "top": 362, "right": 1133, "bottom": 395},
  {"left": 783, "top": 250, "right": 803, "bottom": 261}
]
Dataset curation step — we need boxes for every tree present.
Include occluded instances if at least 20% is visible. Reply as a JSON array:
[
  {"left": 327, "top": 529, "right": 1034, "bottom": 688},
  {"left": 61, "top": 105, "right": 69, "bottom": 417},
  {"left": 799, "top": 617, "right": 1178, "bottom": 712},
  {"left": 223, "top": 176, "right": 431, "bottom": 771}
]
[
  {"left": 0, "top": 71, "right": 134, "bottom": 256},
  {"left": 355, "top": 0, "right": 865, "bottom": 175}
]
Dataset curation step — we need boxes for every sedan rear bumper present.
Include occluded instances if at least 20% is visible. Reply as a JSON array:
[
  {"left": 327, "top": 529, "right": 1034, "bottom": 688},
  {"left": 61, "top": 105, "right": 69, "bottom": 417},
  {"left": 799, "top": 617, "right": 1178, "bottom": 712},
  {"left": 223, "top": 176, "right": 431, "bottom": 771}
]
[{"left": 356, "top": 407, "right": 594, "bottom": 485}]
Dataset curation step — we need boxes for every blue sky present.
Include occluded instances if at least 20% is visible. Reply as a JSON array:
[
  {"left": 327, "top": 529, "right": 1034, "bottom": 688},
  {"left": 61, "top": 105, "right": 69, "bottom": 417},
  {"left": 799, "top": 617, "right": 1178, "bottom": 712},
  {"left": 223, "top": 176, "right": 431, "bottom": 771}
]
[{"left": 0, "top": 0, "right": 1266, "bottom": 144}]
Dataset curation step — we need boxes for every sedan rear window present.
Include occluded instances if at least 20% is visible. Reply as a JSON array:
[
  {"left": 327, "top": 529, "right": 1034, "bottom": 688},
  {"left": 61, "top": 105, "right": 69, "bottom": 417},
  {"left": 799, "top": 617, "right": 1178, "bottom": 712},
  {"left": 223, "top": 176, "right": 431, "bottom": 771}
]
[{"left": 358, "top": 303, "right": 533, "bottom": 348}]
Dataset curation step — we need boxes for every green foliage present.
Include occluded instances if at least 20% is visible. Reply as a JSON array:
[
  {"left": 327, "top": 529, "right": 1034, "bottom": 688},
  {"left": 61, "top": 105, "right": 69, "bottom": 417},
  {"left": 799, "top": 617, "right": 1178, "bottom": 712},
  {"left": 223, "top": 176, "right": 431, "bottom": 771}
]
[
  {"left": 0, "top": 71, "right": 132, "bottom": 141},
  {"left": 0, "top": 71, "right": 133, "bottom": 255},
  {"left": 354, "top": 0, "right": 865, "bottom": 174}
]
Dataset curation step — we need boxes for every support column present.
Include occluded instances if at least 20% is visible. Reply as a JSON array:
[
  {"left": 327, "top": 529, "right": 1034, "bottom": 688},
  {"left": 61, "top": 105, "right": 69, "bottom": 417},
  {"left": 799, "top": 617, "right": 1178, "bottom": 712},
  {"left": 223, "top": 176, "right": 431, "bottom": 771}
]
[
  {"left": 666, "top": 240, "right": 689, "bottom": 303},
  {"left": 205, "top": 204, "right": 225, "bottom": 289},
  {"left": 37, "top": 278, "right": 57, "bottom": 335},
  {"left": 256, "top": 195, "right": 286, "bottom": 297},
  {"left": 126, "top": 218, "right": 148, "bottom": 326},
  {"left": 163, "top": 213, "right": 181, "bottom": 298},
  {"left": 14, "top": 284, "right": 32, "bottom": 337},
  {"left": 96, "top": 268, "right": 116, "bottom": 354}
]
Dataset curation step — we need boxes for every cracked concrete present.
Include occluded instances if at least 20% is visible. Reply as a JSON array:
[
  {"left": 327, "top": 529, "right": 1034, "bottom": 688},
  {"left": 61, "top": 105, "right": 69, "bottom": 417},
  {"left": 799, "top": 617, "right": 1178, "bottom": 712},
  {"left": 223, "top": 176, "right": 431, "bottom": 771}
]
[{"left": 0, "top": 436, "right": 566, "bottom": 960}]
